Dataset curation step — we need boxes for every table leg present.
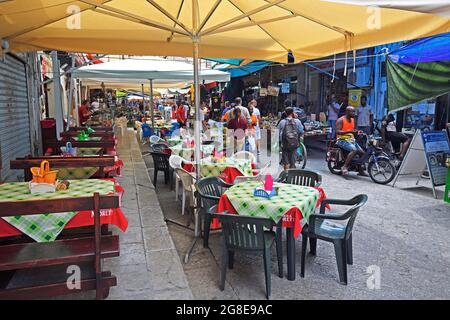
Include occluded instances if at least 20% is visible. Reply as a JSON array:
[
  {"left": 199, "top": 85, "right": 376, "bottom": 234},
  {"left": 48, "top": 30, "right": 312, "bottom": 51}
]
[{"left": 286, "top": 227, "right": 296, "bottom": 281}]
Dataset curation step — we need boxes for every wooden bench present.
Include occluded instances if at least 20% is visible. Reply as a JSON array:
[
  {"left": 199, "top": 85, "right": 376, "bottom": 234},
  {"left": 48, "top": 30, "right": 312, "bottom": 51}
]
[
  {"left": 0, "top": 193, "right": 120, "bottom": 300},
  {"left": 45, "top": 140, "right": 115, "bottom": 155},
  {"left": 11, "top": 156, "right": 115, "bottom": 181},
  {"left": 68, "top": 126, "right": 113, "bottom": 132}
]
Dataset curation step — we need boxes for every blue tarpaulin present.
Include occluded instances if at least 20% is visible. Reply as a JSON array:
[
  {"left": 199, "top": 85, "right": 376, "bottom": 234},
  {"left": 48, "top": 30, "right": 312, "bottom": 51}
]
[
  {"left": 206, "top": 58, "right": 273, "bottom": 78},
  {"left": 219, "top": 61, "right": 273, "bottom": 78},
  {"left": 387, "top": 32, "right": 450, "bottom": 111},
  {"left": 207, "top": 58, "right": 244, "bottom": 66},
  {"left": 389, "top": 32, "right": 450, "bottom": 64}
]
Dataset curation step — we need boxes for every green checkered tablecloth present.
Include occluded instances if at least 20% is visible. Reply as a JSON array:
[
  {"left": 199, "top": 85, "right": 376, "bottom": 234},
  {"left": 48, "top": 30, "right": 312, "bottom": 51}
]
[
  {"left": 77, "top": 148, "right": 102, "bottom": 156},
  {"left": 57, "top": 167, "right": 99, "bottom": 179},
  {"left": 73, "top": 137, "right": 103, "bottom": 141},
  {"left": 201, "top": 157, "right": 253, "bottom": 177},
  {"left": 171, "top": 144, "right": 215, "bottom": 160},
  {"left": 0, "top": 179, "right": 115, "bottom": 242},
  {"left": 225, "top": 181, "right": 319, "bottom": 224}
]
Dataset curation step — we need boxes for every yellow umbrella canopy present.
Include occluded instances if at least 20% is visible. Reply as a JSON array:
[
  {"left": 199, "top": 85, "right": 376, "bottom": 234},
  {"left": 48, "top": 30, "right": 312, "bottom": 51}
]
[{"left": 1, "top": 0, "right": 449, "bottom": 62}]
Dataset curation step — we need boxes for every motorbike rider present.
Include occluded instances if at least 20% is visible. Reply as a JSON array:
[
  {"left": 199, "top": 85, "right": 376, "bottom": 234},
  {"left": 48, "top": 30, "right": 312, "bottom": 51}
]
[{"left": 335, "top": 106, "right": 367, "bottom": 176}]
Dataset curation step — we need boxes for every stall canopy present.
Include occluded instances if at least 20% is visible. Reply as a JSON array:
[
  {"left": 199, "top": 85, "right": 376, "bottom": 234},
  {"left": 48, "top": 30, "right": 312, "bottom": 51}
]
[
  {"left": 387, "top": 32, "right": 450, "bottom": 112},
  {"left": 73, "top": 57, "right": 231, "bottom": 86},
  {"left": 2, "top": 1, "right": 449, "bottom": 63}
]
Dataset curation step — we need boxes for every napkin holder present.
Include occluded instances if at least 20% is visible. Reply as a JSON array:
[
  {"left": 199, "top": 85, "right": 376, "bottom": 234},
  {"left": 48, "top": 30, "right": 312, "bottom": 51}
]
[
  {"left": 253, "top": 186, "right": 278, "bottom": 199},
  {"left": 77, "top": 131, "right": 89, "bottom": 141},
  {"left": 29, "top": 181, "right": 57, "bottom": 194},
  {"left": 61, "top": 142, "right": 77, "bottom": 156}
]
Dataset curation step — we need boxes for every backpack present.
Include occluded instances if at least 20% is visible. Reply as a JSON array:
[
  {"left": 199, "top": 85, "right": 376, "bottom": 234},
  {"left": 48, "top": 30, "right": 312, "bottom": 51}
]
[{"left": 282, "top": 119, "right": 300, "bottom": 149}]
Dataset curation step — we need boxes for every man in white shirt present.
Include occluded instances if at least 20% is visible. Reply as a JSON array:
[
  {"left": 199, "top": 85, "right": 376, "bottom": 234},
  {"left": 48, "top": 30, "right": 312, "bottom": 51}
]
[
  {"left": 235, "top": 97, "right": 251, "bottom": 124},
  {"left": 356, "top": 95, "right": 373, "bottom": 135},
  {"left": 91, "top": 99, "right": 100, "bottom": 111},
  {"left": 249, "top": 99, "right": 261, "bottom": 155},
  {"left": 327, "top": 94, "right": 340, "bottom": 138}
]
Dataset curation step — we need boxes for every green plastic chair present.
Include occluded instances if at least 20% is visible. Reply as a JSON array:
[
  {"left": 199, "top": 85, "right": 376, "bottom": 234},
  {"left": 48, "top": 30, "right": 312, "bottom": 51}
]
[
  {"left": 279, "top": 169, "right": 322, "bottom": 187},
  {"left": 213, "top": 210, "right": 283, "bottom": 299},
  {"left": 300, "top": 194, "right": 368, "bottom": 285},
  {"left": 195, "top": 177, "right": 232, "bottom": 248}
]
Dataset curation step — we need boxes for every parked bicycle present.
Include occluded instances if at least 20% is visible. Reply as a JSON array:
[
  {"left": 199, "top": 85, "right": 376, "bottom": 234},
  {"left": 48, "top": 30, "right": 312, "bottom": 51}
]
[{"left": 295, "top": 139, "right": 307, "bottom": 169}]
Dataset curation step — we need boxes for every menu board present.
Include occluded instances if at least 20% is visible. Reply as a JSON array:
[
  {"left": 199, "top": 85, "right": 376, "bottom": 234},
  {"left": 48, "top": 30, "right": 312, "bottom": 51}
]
[{"left": 421, "top": 131, "right": 450, "bottom": 186}]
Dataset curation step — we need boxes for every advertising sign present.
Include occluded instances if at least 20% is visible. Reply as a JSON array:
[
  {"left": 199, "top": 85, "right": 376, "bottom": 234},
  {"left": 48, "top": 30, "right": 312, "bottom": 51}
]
[
  {"left": 267, "top": 86, "right": 280, "bottom": 97},
  {"left": 421, "top": 131, "right": 450, "bottom": 187},
  {"left": 348, "top": 89, "right": 363, "bottom": 107},
  {"left": 281, "top": 82, "right": 290, "bottom": 94}
]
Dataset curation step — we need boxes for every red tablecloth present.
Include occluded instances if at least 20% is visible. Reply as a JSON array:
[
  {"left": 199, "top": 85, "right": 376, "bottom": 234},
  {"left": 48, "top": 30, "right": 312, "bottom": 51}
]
[
  {"left": 216, "top": 187, "right": 328, "bottom": 239},
  {"left": 182, "top": 163, "right": 256, "bottom": 184},
  {"left": 0, "top": 178, "right": 128, "bottom": 239},
  {"left": 103, "top": 158, "right": 124, "bottom": 176}
]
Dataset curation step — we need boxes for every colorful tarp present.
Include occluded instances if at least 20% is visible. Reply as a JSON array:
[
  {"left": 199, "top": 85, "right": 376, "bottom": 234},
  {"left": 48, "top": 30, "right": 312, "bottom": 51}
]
[
  {"left": 389, "top": 32, "right": 450, "bottom": 64},
  {"left": 387, "top": 33, "right": 450, "bottom": 112}
]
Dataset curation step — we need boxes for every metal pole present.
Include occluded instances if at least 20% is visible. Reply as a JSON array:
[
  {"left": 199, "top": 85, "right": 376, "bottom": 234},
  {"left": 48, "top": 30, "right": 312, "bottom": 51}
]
[
  {"left": 193, "top": 37, "right": 202, "bottom": 180},
  {"left": 66, "top": 55, "right": 75, "bottom": 131},
  {"left": 141, "top": 83, "right": 145, "bottom": 122},
  {"left": 75, "top": 79, "right": 80, "bottom": 126},
  {"left": 150, "top": 79, "right": 155, "bottom": 131},
  {"left": 184, "top": 0, "right": 202, "bottom": 264},
  {"left": 50, "top": 51, "right": 64, "bottom": 139}
]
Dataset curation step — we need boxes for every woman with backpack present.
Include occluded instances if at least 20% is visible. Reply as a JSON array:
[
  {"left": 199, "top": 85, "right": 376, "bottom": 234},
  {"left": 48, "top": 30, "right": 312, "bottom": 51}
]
[{"left": 277, "top": 107, "right": 305, "bottom": 170}]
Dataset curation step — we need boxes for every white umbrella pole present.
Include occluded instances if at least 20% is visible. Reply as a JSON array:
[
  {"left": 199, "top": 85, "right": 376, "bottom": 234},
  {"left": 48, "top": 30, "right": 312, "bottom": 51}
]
[
  {"left": 75, "top": 79, "right": 80, "bottom": 126},
  {"left": 193, "top": 36, "right": 201, "bottom": 179},
  {"left": 141, "top": 83, "right": 145, "bottom": 112},
  {"left": 149, "top": 79, "right": 155, "bottom": 132},
  {"left": 66, "top": 55, "right": 75, "bottom": 131}
]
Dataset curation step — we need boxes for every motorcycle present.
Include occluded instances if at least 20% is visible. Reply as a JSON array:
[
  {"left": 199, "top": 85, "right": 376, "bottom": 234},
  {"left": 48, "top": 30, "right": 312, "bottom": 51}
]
[{"left": 326, "top": 133, "right": 397, "bottom": 185}]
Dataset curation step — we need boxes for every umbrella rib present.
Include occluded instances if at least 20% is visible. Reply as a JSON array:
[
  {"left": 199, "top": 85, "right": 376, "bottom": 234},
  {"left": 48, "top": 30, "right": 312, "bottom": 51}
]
[
  {"left": 198, "top": 0, "right": 223, "bottom": 33},
  {"left": 200, "top": 0, "right": 287, "bottom": 36},
  {"left": 204, "top": 14, "right": 297, "bottom": 36},
  {"left": 227, "top": 0, "right": 291, "bottom": 52},
  {"left": 3, "top": 0, "right": 113, "bottom": 40},
  {"left": 146, "top": 0, "right": 192, "bottom": 35},
  {"left": 167, "top": 0, "right": 185, "bottom": 42},
  {"left": 79, "top": 0, "right": 190, "bottom": 36},
  {"left": 267, "top": 0, "right": 353, "bottom": 37}
]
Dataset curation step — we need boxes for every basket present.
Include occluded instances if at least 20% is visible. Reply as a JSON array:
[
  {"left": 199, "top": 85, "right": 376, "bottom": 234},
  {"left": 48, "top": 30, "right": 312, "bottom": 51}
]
[
  {"left": 77, "top": 131, "right": 89, "bottom": 141},
  {"left": 61, "top": 142, "right": 77, "bottom": 156},
  {"left": 30, "top": 160, "right": 59, "bottom": 184},
  {"left": 253, "top": 187, "right": 279, "bottom": 199}
]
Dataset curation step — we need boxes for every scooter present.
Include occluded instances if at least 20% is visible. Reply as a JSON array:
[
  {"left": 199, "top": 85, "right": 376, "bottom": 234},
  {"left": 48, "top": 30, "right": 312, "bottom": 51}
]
[{"left": 326, "top": 134, "right": 397, "bottom": 184}]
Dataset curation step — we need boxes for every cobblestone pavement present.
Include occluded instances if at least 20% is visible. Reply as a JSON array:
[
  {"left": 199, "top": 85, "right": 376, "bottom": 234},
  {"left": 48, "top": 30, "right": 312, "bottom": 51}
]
[{"left": 147, "top": 140, "right": 450, "bottom": 300}]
